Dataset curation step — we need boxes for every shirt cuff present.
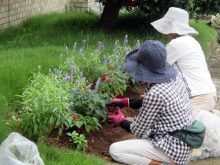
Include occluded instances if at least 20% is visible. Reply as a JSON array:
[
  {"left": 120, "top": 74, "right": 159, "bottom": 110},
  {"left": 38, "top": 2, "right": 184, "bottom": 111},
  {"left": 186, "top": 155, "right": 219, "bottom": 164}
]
[{"left": 120, "top": 120, "right": 132, "bottom": 133}]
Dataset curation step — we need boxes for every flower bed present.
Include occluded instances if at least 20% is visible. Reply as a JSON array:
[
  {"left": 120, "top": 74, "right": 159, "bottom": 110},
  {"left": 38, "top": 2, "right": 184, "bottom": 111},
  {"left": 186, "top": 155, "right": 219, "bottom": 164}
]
[{"left": 10, "top": 35, "right": 140, "bottom": 150}]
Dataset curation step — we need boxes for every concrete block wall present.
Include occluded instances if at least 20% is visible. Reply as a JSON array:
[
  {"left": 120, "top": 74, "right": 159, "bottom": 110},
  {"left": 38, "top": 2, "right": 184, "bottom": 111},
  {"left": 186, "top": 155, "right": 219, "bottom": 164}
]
[
  {"left": 0, "top": 0, "right": 90, "bottom": 31},
  {"left": 69, "top": 0, "right": 91, "bottom": 13}
]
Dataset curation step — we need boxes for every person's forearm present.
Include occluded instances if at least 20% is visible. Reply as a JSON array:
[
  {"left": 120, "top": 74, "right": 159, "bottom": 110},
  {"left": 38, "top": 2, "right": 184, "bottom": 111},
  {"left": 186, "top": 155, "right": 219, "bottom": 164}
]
[
  {"left": 120, "top": 120, "right": 132, "bottom": 132},
  {"left": 129, "top": 97, "right": 144, "bottom": 109}
]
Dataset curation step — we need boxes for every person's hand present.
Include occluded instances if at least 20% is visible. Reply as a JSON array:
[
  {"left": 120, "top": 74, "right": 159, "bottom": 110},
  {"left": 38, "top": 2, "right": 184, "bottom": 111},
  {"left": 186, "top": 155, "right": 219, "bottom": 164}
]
[
  {"left": 105, "top": 98, "right": 129, "bottom": 108},
  {"left": 107, "top": 107, "right": 126, "bottom": 127}
]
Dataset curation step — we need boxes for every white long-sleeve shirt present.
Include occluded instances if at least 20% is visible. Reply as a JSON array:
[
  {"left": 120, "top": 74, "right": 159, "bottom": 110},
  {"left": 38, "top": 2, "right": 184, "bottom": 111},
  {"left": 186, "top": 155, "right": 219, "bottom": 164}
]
[{"left": 166, "top": 35, "right": 216, "bottom": 97}]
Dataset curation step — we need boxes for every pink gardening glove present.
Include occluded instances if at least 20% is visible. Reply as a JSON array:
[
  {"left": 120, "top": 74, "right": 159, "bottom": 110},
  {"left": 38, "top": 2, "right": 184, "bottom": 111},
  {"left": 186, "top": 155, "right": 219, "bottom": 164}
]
[
  {"left": 107, "top": 107, "right": 126, "bottom": 127},
  {"left": 105, "top": 98, "right": 129, "bottom": 108}
]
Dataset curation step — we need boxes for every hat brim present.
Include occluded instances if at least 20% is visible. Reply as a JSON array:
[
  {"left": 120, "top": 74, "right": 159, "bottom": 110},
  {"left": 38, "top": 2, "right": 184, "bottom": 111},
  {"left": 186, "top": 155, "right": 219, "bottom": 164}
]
[
  {"left": 151, "top": 17, "right": 199, "bottom": 36},
  {"left": 124, "top": 49, "right": 177, "bottom": 84}
]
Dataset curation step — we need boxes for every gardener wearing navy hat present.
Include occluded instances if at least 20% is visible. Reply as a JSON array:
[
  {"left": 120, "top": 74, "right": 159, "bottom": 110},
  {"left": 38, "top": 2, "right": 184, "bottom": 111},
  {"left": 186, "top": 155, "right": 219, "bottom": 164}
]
[{"left": 107, "top": 40, "right": 194, "bottom": 165}]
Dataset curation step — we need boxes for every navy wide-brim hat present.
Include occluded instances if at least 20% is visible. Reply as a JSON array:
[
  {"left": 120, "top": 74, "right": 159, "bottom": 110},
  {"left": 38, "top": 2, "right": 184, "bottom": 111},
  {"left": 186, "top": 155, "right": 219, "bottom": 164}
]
[{"left": 124, "top": 40, "right": 177, "bottom": 84}]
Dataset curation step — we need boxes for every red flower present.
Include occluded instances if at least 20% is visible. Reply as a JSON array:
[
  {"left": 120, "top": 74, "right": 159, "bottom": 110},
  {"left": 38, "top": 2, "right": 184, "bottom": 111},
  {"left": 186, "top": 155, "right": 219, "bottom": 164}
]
[
  {"left": 84, "top": 88, "right": 86, "bottom": 91},
  {"left": 75, "top": 117, "right": 77, "bottom": 120},
  {"left": 108, "top": 132, "right": 112, "bottom": 135},
  {"left": 92, "top": 97, "right": 93, "bottom": 99},
  {"left": 101, "top": 75, "right": 107, "bottom": 81},
  {"left": 88, "top": 93, "right": 89, "bottom": 95},
  {"left": 114, "top": 93, "right": 120, "bottom": 98},
  {"left": 79, "top": 86, "right": 82, "bottom": 90},
  {"left": 72, "top": 116, "right": 76, "bottom": 119},
  {"left": 110, "top": 66, "right": 114, "bottom": 72}
]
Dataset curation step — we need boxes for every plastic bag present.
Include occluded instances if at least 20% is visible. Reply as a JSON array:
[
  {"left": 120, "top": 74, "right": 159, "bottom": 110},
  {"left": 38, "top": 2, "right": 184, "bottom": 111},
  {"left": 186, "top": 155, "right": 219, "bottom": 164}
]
[
  {"left": 0, "top": 132, "right": 44, "bottom": 165},
  {"left": 191, "top": 110, "right": 220, "bottom": 161},
  {"left": 89, "top": 1, "right": 104, "bottom": 15}
]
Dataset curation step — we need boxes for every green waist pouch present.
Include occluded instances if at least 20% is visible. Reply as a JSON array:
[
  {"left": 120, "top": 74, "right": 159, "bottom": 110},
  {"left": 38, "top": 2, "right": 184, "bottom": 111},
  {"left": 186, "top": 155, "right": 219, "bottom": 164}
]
[{"left": 169, "top": 120, "right": 206, "bottom": 149}]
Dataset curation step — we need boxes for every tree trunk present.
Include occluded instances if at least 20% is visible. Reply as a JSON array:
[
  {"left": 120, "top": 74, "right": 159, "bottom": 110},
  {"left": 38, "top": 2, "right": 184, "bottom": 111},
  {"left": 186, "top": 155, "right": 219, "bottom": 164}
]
[{"left": 95, "top": 0, "right": 121, "bottom": 31}]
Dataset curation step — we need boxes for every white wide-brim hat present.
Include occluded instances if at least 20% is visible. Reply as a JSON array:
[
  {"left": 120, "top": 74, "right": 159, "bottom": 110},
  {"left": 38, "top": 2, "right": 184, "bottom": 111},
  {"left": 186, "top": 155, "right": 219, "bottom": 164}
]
[{"left": 151, "top": 7, "right": 199, "bottom": 36}]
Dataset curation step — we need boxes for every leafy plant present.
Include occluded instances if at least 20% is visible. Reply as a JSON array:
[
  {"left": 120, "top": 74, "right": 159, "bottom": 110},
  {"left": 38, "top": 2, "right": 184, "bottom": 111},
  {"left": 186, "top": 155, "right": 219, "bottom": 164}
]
[
  {"left": 15, "top": 72, "right": 81, "bottom": 139},
  {"left": 67, "top": 131, "right": 88, "bottom": 150},
  {"left": 69, "top": 87, "right": 109, "bottom": 118},
  {"left": 66, "top": 115, "right": 101, "bottom": 133},
  {"left": 6, "top": 116, "right": 20, "bottom": 130}
]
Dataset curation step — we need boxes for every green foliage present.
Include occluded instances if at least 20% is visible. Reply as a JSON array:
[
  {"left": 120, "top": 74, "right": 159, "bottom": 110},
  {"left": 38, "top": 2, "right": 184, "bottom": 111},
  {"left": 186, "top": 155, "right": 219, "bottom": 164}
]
[
  {"left": 133, "top": 0, "right": 191, "bottom": 20},
  {"left": 6, "top": 116, "right": 20, "bottom": 130},
  {"left": 67, "top": 131, "right": 88, "bottom": 150},
  {"left": 193, "top": 0, "right": 220, "bottom": 15},
  {"left": 69, "top": 88, "right": 108, "bottom": 118},
  {"left": 15, "top": 72, "right": 77, "bottom": 138}
]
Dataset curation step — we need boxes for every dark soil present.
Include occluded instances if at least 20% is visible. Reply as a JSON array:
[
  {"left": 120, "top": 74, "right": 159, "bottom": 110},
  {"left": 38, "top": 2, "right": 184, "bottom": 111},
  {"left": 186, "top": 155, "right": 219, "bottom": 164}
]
[{"left": 46, "top": 82, "right": 148, "bottom": 163}]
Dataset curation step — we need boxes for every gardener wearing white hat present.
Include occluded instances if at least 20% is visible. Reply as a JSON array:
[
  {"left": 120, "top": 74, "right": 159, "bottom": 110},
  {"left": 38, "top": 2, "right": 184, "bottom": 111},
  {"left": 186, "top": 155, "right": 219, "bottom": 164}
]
[
  {"left": 150, "top": 7, "right": 217, "bottom": 117},
  {"left": 107, "top": 40, "right": 196, "bottom": 165}
]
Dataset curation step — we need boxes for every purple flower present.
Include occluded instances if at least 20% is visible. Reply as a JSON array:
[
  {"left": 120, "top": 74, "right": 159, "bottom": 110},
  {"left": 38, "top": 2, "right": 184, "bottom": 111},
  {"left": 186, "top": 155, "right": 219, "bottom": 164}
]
[
  {"left": 98, "top": 41, "right": 103, "bottom": 46},
  {"left": 54, "top": 68, "right": 57, "bottom": 74},
  {"left": 70, "top": 76, "right": 74, "bottom": 82},
  {"left": 58, "top": 71, "right": 62, "bottom": 75},
  {"left": 76, "top": 81, "right": 80, "bottom": 85},
  {"left": 114, "top": 41, "right": 118, "bottom": 49},
  {"left": 66, "top": 46, "right": 69, "bottom": 54},
  {"left": 100, "top": 45, "right": 104, "bottom": 52},
  {"left": 78, "top": 49, "right": 83, "bottom": 58},
  {"left": 115, "top": 60, "right": 118, "bottom": 69},
  {"left": 82, "top": 40, "right": 86, "bottom": 47},
  {"left": 60, "top": 54, "right": 63, "bottom": 58},
  {"left": 73, "top": 89, "right": 77, "bottom": 93},
  {"left": 107, "top": 58, "right": 111, "bottom": 63},
  {"left": 38, "top": 65, "right": 41, "bottom": 70},
  {"left": 133, "top": 40, "right": 140, "bottom": 49},
  {"left": 121, "top": 65, "right": 126, "bottom": 72},
  {"left": 95, "top": 50, "right": 98, "bottom": 54},
  {"left": 79, "top": 72, "right": 83, "bottom": 78},
  {"left": 55, "top": 79, "right": 58, "bottom": 83},
  {"left": 71, "top": 66, "right": 76, "bottom": 75},
  {"left": 73, "top": 43, "right": 77, "bottom": 51},
  {"left": 94, "top": 78, "right": 101, "bottom": 92},
  {"left": 122, "top": 48, "right": 127, "bottom": 56},
  {"left": 112, "top": 49, "right": 116, "bottom": 55},
  {"left": 69, "top": 61, "right": 72, "bottom": 64},
  {"left": 64, "top": 74, "right": 70, "bottom": 80},
  {"left": 63, "top": 77, "right": 67, "bottom": 83},
  {"left": 123, "top": 34, "right": 128, "bottom": 46},
  {"left": 102, "top": 55, "right": 106, "bottom": 65},
  {"left": 118, "top": 48, "right": 128, "bottom": 60}
]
